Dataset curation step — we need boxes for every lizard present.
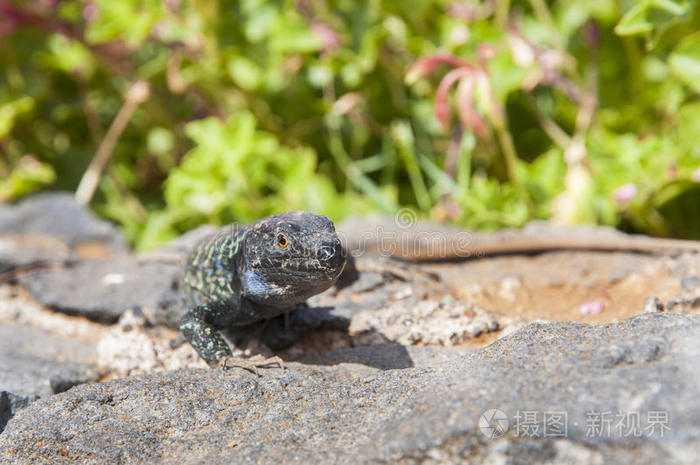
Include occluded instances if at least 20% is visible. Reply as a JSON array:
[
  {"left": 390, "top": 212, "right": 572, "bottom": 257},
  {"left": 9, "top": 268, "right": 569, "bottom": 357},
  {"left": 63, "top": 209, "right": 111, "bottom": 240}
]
[{"left": 179, "top": 211, "right": 346, "bottom": 372}]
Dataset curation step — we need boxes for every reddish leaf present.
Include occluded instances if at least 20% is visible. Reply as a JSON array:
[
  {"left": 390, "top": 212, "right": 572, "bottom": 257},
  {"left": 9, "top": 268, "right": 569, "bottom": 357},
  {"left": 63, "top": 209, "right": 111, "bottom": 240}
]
[
  {"left": 474, "top": 71, "right": 505, "bottom": 127},
  {"left": 406, "top": 54, "right": 470, "bottom": 84},
  {"left": 456, "top": 75, "right": 488, "bottom": 139},
  {"left": 435, "top": 67, "right": 471, "bottom": 131}
]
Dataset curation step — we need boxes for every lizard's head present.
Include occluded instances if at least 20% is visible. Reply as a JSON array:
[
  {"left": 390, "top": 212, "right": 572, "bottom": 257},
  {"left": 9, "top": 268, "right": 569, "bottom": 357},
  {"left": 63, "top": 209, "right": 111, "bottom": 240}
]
[{"left": 241, "top": 211, "right": 346, "bottom": 307}]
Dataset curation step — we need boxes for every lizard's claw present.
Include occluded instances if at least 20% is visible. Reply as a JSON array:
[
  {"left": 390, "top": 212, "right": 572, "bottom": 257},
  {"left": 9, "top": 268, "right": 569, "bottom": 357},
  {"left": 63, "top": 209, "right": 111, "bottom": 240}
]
[{"left": 217, "top": 354, "right": 285, "bottom": 377}]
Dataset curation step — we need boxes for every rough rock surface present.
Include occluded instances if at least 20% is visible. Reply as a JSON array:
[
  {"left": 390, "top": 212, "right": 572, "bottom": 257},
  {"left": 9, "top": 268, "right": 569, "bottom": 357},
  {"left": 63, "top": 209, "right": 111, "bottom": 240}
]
[
  {"left": 0, "top": 323, "right": 99, "bottom": 432},
  {"left": 17, "top": 257, "right": 184, "bottom": 324},
  {"left": 3, "top": 196, "right": 700, "bottom": 464},
  {"left": 0, "top": 391, "right": 37, "bottom": 435},
  {"left": 2, "top": 313, "right": 698, "bottom": 464},
  {"left": 96, "top": 309, "right": 207, "bottom": 378},
  {"left": 0, "top": 192, "right": 126, "bottom": 275},
  {"left": 348, "top": 296, "right": 498, "bottom": 345},
  {"left": 0, "top": 192, "right": 126, "bottom": 251},
  {"left": 0, "top": 235, "right": 71, "bottom": 274}
]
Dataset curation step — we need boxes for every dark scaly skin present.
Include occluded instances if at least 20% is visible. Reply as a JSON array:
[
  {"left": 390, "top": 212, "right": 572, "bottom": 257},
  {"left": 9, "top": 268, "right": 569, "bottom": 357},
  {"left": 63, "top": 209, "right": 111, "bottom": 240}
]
[{"left": 180, "top": 211, "right": 346, "bottom": 365}]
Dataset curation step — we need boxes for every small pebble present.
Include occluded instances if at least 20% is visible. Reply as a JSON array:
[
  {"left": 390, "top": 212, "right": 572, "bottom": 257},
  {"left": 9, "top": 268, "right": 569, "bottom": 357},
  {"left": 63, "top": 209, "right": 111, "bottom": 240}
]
[{"left": 642, "top": 297, "right": 664, "bottom": 314}]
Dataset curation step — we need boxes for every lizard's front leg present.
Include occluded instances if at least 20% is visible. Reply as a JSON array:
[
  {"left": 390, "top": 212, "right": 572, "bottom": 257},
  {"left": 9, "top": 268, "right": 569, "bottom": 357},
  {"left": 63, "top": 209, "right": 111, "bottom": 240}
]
[
  {"left": 179, "top": 303, "right": 232, "bottom": 365},
  {"left": 180, "top": 303, "right": 285, "bottom": 375}
]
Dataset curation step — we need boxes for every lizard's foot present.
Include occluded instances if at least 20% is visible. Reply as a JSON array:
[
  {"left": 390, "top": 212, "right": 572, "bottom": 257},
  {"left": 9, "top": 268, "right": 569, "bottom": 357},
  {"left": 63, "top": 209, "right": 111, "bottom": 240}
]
[{"left": 217, "top": 354, "right": 285, "bottom": 377}]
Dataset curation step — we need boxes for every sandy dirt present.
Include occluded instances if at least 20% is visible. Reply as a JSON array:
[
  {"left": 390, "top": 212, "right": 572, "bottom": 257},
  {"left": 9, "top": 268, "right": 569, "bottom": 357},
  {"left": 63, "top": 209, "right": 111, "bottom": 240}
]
[{"left": 427, "top": 250, "right": 699, "bottom": 345}]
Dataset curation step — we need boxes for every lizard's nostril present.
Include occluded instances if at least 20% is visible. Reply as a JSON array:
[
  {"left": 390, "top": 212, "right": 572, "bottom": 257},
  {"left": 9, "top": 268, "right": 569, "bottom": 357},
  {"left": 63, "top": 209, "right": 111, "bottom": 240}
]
[
  {"left": 319, "top": 241, "right": 342, "bottom": 261},
  {"left": 320, "top": 246, "right": 333, "bottom": 260}
]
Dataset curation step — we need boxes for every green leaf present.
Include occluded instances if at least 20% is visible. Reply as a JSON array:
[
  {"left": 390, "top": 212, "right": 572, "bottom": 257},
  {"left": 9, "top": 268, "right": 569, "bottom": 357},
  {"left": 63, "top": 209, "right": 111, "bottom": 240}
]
[
  {"left": 45, "top": 34, "right": 97, "bottom": 77},
  {"left": 669, "top": 32, "right": 700, "bottom": 93},
  {"left": 269, "top": 24, "right": 321, "bottom": 54},
  {"left": 651, "top": 0, "right": 688, "bottom": 16},
  {"left": 227, "top": 56, "right": 263, "bottom": 91},
  {"left": 86, "top": 0, "right": 164, "bottom": 45},
  {"left": 147, "top": 127, "right": 175, "bottom": 155},
  {"left": 615, "top": 3, "right": 655, "bottom": 36},
  {"left": 0, "top": 156, "right": 56, "bottom": 202},
  {"left": 244, "top": 5, "right": 278, "bottom": 42},
  {"left": 0, "top": 97, "right": 34, "bottom": 140},
  {"left": 614, "top": 0, "right": 690, "bottom": 48}
]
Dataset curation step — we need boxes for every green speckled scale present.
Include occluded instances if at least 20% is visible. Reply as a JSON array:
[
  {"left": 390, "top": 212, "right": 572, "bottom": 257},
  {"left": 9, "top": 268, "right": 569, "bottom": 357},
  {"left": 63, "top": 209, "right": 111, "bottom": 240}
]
[{"left": 183, "top": 225, "right": 246, "bottom": 308}]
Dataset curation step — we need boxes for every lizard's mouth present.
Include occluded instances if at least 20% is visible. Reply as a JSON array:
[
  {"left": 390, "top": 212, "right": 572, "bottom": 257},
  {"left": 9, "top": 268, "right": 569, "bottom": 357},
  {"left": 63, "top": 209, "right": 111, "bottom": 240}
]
[
  {"left": 244, "top": 256, "right": 346, "bottom": 306},
  {"left": 261, "top": 255, "right": 346, "bottom": 280}
]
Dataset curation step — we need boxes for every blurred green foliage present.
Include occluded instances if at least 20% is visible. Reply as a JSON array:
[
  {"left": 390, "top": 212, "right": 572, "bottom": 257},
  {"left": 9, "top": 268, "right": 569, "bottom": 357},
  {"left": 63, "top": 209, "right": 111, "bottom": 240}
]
[{"left": 1, "top": 0, "right": 700, "bottom": 250}]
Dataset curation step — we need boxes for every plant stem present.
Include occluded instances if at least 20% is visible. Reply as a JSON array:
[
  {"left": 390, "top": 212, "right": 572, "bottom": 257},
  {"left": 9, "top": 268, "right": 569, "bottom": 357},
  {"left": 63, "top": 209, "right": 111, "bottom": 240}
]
[
  {"left": 444, "top": 125, "right": 463, "bottom": 180},
  {"left": 392, "top": 121, "right": 432, "bottom": 211},
  {"left": 327, "top": 117, "right": 396, "bottom": 213},
  {"left": 75, "top": 81, "right": 150, "bottom": 205},
  {"left": 495, "top": 0, "right": 511, "bottom": 28},
  {"left": 457, "top": 132, "right": 475, "bottom": 197},
  {"left": 494, "top": 124, "right": 521, "bottom": 188},
  {"left": 527, "top": 95, "right": 571, "bottom": 149}
]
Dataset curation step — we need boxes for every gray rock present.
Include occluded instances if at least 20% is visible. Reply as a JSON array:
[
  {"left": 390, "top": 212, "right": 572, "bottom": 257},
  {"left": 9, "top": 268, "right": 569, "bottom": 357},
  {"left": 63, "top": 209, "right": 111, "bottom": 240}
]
[
  {"left": 11, "top": 221, "right": 211, "bottom": 326},
  {"left": 17, "top": 256, "right": 185, "bottom": 324},
  {"left": 151, "top": 224, "right": 218, "bottom": 257},
  {"left": 0, "top": 192, "right": 127, "bottom": 274},
  {"left": 0, "top": 323, "right": 99, "bottom": 432},
  {"left": 259, "top": 301, "right": 358, "bottom": 350},
  {"left": 0, "top": 235, "right": 71, "bottom": 274},
  {"left": 0, "top": 192, "right": 126, "bottom": 251},
  {"left": 96, "top": 309, "right": 207, "bottom": 378},
  {"left": 348, "top": 296, "right": 499, "bottom": 345},
  {"left": 299, "top": 344, "right": 472, "bottom": 371},
  {"left": 2, "top": 313, "right": 698, "bottom": 464},
  {"left": 0, "top": 391, "right": 38, "bottom": 434}
]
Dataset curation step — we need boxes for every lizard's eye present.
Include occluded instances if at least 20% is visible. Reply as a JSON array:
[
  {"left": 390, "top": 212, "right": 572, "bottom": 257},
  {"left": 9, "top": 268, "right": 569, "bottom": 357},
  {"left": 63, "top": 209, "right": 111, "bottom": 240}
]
[{"left": 277, "top": 234, "right": 288, "bottom": 248}]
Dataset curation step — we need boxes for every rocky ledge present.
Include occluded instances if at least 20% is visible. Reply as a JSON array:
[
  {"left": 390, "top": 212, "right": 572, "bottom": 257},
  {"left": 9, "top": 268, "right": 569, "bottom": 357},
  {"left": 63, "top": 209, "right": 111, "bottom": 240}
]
[
  {"left": 1, "top": 193, "right": 699, "bottom": 464},
  {"left": 1, "top": 313, "right": 698, "bottom": 464}
]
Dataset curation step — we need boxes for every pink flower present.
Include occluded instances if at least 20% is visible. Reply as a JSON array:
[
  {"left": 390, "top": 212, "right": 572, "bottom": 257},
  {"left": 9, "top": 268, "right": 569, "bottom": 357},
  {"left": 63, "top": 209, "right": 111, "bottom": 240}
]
[
  {"left": 667, "top": 162, "right": 678, "bottom": 180},
  {"left": 579, "top": 299, "right": 605, "bottom": 315},
  {"left": 477, "top": 43, "right": 497, "bottom": 63},
  {"left": 449, "top": 25, "right": 470, "bottom": 46},
  {"left": 312, "top": 22, "right": 341, "bottom": 55},
  {"left": 82, "top": 3, "right": 100, "bottom": 22},
  {"left": 508, "top": 34, "right": 535, "bottom": 67},
  {"left": 692, "top": 167, "right": 700, "bottom": 182},
  {"left": 613, "top": 183, "right": 637, "bottom": 206},
  {"left": 165, "top": 0, "right": 181, "bottom": 12}
]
